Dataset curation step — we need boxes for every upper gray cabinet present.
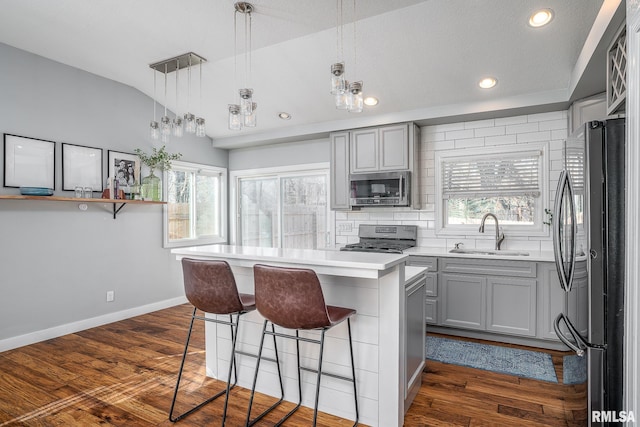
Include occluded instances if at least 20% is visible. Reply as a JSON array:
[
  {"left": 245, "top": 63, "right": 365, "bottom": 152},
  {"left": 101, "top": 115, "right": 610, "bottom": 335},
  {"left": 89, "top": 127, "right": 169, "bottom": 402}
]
[
  {"left": 351, "top": 123, "right": 412, "bottom": 173},
  {"left": 330, "top": 131, "right": 350, "bottom": 210}
]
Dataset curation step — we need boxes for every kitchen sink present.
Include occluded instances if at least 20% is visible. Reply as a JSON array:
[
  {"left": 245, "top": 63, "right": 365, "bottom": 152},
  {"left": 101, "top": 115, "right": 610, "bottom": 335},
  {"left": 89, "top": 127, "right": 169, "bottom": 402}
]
[{"left": 449, "top": 248, "right": 529, "bottom": 256}]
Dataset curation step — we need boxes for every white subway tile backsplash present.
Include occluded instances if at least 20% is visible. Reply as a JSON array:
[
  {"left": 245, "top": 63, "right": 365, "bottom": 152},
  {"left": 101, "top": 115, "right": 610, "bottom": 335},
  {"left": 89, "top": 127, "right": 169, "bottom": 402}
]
[
  {"left": 394, "top": 212, "right": 420, "bottom": 220},
  {"left": 474, "top": 126, "right": 506, "bottom": 137},
  {"left": 506, "top": 122, "right": 539, "bottom": 135},
  {"left": 516, "top": 130, "right": 551, "bottom": 143},
  {"left": 464, "top": 119, "right": 495, "bottom": 129},
  {"left": 495, "top": 115, "right": 528, "bottom": 126},
  {"left": 433, "top": 140, "right": 455, "bottom": 150},
  {"left": 528, "top": 111, "right": 566, "bottom": 122},
  {"left": 485, "top": 134, "right": 517, "bottom": 146},
  {"left": 539, "top": 119, "right": 568, "bottom": 131},
  {"left": 445, "top": 129, "right": 475, "bottom": 140},
  {"left": 429, "top": 122, "right": 466, "bottom": 133},
  {"left": 454, "top": 138, "right": 485, "bottom": 149}
]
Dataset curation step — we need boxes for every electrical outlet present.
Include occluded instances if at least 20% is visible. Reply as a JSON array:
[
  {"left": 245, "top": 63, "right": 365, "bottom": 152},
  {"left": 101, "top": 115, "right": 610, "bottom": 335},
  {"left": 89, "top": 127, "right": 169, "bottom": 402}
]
[{"left": 106, "top": 290, "right": 115, "bottom": 302}]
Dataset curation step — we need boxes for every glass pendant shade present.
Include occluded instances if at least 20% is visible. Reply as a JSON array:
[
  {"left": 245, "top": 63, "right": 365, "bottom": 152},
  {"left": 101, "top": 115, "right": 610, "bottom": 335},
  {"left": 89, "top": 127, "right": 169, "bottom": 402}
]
[
  {"left": 330, "top": 63, "right": 345, "bottom": 94},
  {"left": 243, "top": 102, "right": 257, "bottom": 127},
  {"left": 196, "top": 117, "right": 206, "bottom": 137},
  {"left": 228, "top": 104, "right": 242, "bottom": 130},
  {"left": 184, "top": 112, "right": 196, "bottom": 133},
  {"left": 150, "top": 120, "right": 160, "bottom": 140},
  {"left": 172, "top": 116, "right": 183, "bottom": 137},
  {"left": 239, "top": 88, "right": 254, "bottom": 115},
  {"left": 347, "top": 81, "right": 364, "bottom": 113},
  {"left": 335, "top": 80, "right": 349, "bottom": 109},
  {"left": 161, "top": 115, "right": 171, "bottom": 135}
]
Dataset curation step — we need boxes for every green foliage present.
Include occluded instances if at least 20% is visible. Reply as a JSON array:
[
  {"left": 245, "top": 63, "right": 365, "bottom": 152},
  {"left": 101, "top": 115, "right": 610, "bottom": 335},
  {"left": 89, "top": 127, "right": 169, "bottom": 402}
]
[
  {"left": 134, "top": 145, "right": 182, "bottom": 172},
  {"left": 543, "top": 208, "right": 553, "bottom": 226}
]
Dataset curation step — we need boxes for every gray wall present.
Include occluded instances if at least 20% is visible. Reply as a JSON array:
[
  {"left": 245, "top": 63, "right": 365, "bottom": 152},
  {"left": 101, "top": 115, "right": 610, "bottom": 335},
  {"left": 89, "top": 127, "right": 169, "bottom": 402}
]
[
  {"left": 228, "top": 138, "right": 329, "bottom": 171},
  {"left": 0, "top": 43, "right": 228, "bottom": 347}
]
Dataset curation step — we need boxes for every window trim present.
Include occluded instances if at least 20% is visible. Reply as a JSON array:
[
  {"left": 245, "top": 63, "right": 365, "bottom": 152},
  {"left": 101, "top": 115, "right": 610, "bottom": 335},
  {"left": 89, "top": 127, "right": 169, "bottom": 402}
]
[
  {"left": 229, "top": 162, "right": 334, "bottom": 247},
  {"left": 435, "top": 142, "right": 549, "bottom": 237},
  {"left": 162, "top": 160, "right": 228, "bottom": 248}
]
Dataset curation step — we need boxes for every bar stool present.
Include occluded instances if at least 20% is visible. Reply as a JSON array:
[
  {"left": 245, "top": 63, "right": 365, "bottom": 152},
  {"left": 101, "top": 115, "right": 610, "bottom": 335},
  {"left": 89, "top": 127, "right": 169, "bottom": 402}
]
[
  {"left": 246, "top": 264, "right": 359, "bottom": 427},
  {"left": 169, "top": 258, "right": 258, "bottom": 425}
]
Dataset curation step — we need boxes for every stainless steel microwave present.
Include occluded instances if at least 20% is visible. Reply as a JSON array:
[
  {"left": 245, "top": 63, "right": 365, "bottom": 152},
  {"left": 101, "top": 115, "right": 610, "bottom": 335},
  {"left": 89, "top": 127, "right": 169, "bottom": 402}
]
[{"left": 349, "top": 171, "right": 411, "bottom": 207}]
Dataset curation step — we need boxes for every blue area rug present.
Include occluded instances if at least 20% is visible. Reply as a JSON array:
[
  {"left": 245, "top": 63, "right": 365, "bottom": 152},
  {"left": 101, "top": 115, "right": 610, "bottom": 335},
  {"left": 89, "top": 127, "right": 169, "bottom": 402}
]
[
  {"left": 563, "top": 354, "right": 587, "bottom": 384},
  {"left": 426, "top": 336, "right": 558, "bottom": 383}
]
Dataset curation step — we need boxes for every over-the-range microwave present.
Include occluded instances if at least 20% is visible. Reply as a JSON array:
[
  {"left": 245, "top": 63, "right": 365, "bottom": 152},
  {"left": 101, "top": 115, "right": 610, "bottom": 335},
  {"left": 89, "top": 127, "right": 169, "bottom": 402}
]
[{"left": 349, "top": 171, "right": 411, "bottom": 207}]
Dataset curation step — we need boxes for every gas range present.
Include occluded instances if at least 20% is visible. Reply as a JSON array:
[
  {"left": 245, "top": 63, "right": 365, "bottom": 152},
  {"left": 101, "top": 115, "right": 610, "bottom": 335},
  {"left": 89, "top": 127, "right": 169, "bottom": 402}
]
[{"left": 340, "top": 224, "right": 417, "bottom": 254}]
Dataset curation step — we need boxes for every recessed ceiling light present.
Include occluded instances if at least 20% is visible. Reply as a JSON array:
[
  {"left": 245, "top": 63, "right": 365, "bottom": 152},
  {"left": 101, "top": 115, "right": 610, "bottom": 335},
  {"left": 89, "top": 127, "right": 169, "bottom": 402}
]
[
  {"left": 364, "top": 96, "right": 379, "bottom": 106},
  {"left": 529, "top": 9, "right": 554, "bottom": 27},
  {"left": 278, "top": 112, "right": 291, "bottom": 120},
  {"left": 478, "top": 77, "right": 498, "bottom": 89}
]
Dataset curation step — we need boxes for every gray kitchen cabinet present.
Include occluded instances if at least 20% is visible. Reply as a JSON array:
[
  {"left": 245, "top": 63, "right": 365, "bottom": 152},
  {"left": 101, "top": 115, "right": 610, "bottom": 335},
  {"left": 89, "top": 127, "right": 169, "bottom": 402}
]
[
  {"left": 406, "top": 256, "right": 438, "bottom": 325},
  {"left": 439, "top": 257, "right": 536, "bottom": 336},
  {"left": 487, "top": 276, "right": 537, "bottom": 336},
  {"left": 537, "top": 260, "right": 588, "bottom": 341},
  {"left": 350, "top": 123, "right": 413, "bottom": 173},
  {"left": 329, "top": 131, "right": 350, "bottom": 210},
  {"left": 440, "top": 273, "right": 486, "bottom": 330}
]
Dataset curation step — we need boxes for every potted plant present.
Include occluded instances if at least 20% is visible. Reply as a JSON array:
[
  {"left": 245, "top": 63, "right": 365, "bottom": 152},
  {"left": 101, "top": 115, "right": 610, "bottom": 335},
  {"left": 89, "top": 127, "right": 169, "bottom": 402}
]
[{"left": 134, "top": 145, "right": 182, "bottom": 201}]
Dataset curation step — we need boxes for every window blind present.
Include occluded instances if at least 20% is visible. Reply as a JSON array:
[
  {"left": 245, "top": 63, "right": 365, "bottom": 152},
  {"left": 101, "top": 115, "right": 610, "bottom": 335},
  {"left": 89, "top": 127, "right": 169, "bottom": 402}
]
[
  {"left": 442, "top": 150, "right": 541, "bottom": 198},
  {"left": 564, "top": 147, "right": 584, "bottom": 191}
]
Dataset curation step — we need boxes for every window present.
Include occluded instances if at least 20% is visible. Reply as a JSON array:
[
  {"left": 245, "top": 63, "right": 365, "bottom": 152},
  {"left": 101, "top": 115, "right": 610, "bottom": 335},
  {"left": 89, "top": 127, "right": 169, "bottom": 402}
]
[
  {"left": 163, "top": 161, "right": 227, "bottom": 248},
  {"left": 231, "top": 164, "right": 331, "bottom": 249},
  {"left": 436, "top": 143, "right": 548, "bottom": 236}
]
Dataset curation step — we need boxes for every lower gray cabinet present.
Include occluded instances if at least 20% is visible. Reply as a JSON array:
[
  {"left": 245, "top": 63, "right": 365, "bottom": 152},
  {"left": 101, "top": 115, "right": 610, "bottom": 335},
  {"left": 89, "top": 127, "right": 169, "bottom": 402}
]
[
  {"left": 441, "top": 273, "right": 486, "bottom": 330},
  {"left": 406, "top": 256, "right": 438, "bottom": 325},
  {"left": 487, "top": 276, "right": 537, "bottom": 336}
]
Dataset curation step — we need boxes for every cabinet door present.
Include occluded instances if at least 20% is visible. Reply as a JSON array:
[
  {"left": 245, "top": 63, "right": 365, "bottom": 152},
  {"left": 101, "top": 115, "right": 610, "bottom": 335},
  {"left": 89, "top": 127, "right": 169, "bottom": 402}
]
[
  {"left": 440, "top": 273, "right": 486, "bottom": 330},
  {"left": 379, "top": 124, "right": 410, "bottom": 170},
  {"left": 350, "top": 128, "right": 379, "bottom": 172},
  {"left": 487, "top": 277, "right": 537, "bottom": 337},
  {"left": 537, "top": 262, "right": 567, "bottom": 340},
  {"left": 425, "top": 298, "right": 438, "bottom": 324},
  {"left": 330, "top": 132, "right": 351, "bottom": 210}
]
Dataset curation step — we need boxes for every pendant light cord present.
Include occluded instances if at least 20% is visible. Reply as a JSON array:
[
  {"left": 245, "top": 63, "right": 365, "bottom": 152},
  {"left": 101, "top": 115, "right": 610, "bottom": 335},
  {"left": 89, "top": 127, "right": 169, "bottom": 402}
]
[
  {"left": 175, "top": 59, "right": 179, "bottom": 115},
  {"left": 153, "top": 68, "right": 157, "bottom": 120},
  {"left": 164, "top": 63, "right": 168, "bottom": 117},
  {"left": 353, "top": 0, "right": 357, "bottom": 79}
]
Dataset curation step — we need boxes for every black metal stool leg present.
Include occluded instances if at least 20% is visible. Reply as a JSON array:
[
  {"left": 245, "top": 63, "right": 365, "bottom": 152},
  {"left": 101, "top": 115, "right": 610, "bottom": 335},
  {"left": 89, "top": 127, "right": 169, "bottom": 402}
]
[
  {"left": 170, "top": 309, "right": 241, "bottom": 423},
  {"left": 274, "top": 330, "right": 303, "bottom": 427},
  {"left": 221, "top": 313, "right": 241, "bottom": 426},
  {"left": 246, "top": 321, "right": 286, "bottom": 426},
  {"left": 312, "top": 329, "right": 327, "bottom": 427},
  {"left": 347, "top": 318, "right": 359, "bottom": 426}
]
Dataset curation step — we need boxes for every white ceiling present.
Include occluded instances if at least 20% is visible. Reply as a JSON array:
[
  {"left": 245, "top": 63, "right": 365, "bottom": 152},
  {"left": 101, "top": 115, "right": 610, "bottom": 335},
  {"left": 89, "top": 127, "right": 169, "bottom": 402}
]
[{"left": 0, "top": 0, "right": 625, "bottom": 149}]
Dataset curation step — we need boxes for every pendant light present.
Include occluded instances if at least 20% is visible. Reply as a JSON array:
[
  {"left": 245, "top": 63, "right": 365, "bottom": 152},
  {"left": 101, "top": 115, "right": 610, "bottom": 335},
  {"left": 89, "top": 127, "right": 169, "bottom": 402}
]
[
  {"left": 148, "top": 53, "right": 207, "bottom": 141},
  {"left": 330, "top": 0, "right": 364, "bottom": 112},
  {"left": 149, "top": 69, "right": 160, "bottom": 140},
  {"left": 172, "top": 59, "right": 183, "bottom": 137},
  {"left": 228, "top": 2, "right": 257, "bottom": 130}
]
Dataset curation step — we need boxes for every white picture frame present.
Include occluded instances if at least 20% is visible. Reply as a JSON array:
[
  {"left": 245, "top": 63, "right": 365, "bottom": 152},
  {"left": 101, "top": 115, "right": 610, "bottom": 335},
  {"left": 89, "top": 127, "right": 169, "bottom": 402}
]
[
  {"left": 61, "top": 143, "right": 103, "bottom": 191},
  {"left": 3, "top": 133, "right": 56, "bottom": 189}
]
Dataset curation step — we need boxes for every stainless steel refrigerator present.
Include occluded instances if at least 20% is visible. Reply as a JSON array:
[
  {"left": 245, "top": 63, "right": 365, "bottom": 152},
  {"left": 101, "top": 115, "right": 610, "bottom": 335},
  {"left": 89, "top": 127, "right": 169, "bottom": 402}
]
[{"left": 552, "top": 118, "right": 625, "bottom": 424}]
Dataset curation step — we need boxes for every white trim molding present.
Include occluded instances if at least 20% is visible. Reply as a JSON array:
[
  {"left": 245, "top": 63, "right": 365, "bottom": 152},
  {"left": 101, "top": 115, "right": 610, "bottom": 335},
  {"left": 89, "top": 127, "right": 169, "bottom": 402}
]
[{"left": 624, "top": 2, "right": 640, "bottom": 419}]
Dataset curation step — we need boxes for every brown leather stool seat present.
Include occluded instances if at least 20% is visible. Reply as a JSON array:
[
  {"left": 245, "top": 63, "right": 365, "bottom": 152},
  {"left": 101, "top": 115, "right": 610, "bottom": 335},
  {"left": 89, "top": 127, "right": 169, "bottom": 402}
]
[
  {"left": 169, "top": 258, "right": 256, "bottom": 425},
  {"left": 245, "top": 264, "right": 359, "bottom": 427}
]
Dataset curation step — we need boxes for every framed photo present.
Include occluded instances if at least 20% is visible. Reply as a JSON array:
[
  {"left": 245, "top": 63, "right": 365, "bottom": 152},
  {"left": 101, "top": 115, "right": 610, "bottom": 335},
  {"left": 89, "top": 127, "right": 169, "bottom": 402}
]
[
  {"left": 3, "top": 133, "right": 56, "bottom": 189},
  {"left": 108, "top": 150, "right": 140, "bottom": 191},
  {"left": 61, "top": 143, "right": 103, "bottom": 191}
]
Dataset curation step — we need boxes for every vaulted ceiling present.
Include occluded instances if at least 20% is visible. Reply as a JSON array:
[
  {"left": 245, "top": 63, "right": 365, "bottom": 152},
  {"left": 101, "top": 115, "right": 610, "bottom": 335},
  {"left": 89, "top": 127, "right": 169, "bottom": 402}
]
[{"left": 0, "top": 0, "right": 625, "bottom": 148}]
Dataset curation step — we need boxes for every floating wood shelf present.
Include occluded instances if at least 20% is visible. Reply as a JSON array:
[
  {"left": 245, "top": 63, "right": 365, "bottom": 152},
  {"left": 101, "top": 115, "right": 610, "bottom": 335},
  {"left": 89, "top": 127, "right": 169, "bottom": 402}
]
[{"left": 0, "top": 195, "right": 166, "bottom": 219}]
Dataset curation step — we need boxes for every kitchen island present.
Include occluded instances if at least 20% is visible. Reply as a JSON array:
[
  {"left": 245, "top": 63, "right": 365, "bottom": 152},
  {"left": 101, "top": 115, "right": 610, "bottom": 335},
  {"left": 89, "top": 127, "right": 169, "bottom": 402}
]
[{"left": 171, "top": 245, "right": 423, "bottom": 427}]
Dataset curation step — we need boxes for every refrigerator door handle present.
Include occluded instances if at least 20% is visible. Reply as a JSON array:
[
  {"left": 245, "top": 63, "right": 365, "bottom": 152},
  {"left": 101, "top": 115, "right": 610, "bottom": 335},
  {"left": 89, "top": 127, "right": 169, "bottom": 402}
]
[
  {"left": 554, "top": 313, "right": 606, "bottom": 356},
  {"left": 552, "top": 170, "right": 576, "bottom": 292},
  {"left": 553, "top": 312, "right": 587, "bottom": 356}
]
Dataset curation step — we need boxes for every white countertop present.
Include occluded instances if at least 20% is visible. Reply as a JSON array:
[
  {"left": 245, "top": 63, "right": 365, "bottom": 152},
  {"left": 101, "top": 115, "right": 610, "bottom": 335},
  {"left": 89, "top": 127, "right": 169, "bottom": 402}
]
[
  {"left": 405, "top": 265, "right": 428, "bottom": 283},
  {"left": 404, "top": 246, "right": 555, "bottom": 262},
  {"left": 171, "top": 244, "right": 408, "bottom": 271}
]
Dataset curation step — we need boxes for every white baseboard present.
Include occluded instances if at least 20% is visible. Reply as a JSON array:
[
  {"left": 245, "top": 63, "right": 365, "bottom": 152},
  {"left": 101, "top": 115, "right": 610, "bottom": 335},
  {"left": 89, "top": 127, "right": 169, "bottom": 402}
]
[{"left": 0, "top": 296, "right": 189, "bottom": 352}]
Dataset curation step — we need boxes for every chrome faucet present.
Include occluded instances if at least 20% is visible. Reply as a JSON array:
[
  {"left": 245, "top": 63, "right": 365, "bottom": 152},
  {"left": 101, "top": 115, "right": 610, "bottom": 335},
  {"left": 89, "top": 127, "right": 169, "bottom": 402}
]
[{"left": 479, "top": 213, "right": 505, "bottom": 250}]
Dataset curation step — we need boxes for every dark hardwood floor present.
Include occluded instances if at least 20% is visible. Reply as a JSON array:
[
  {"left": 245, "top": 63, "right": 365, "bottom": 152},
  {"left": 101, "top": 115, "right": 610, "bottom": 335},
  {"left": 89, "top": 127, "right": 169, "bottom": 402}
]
[{"left": 0, "top": 304, "right": 585, "bottom": 426}]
